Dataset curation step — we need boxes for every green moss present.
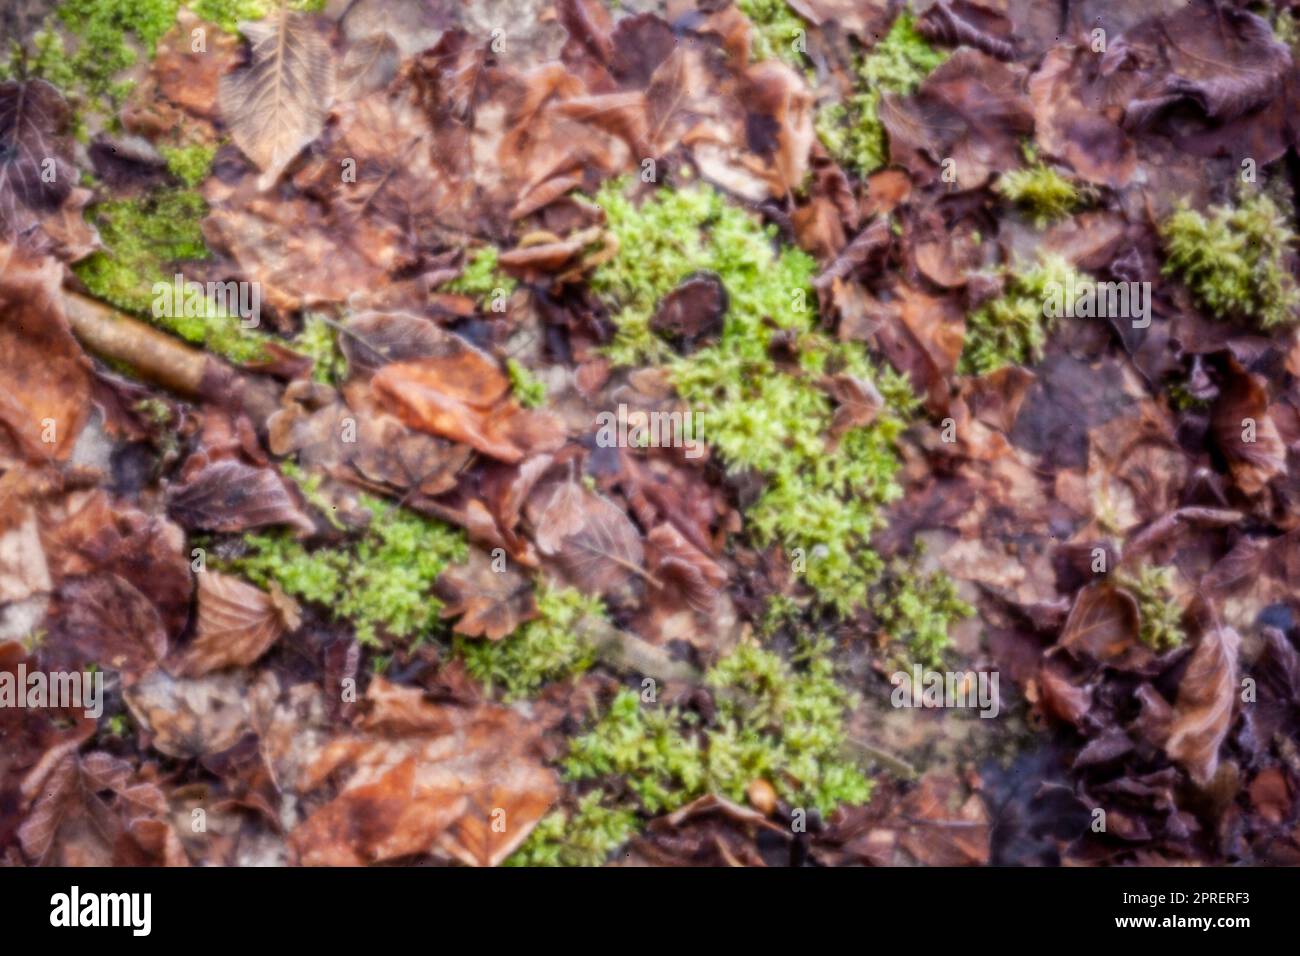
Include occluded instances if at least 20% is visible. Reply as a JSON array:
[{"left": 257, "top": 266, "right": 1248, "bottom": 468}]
[
  {"left": 73, "top": 188, "right": 273, "bottom": 364},
  {"left": 191, "top": 0, "right": 326, "bottom": 33},
  {"left": 506, "top": 358, "right": 546, "bottom": 408},
  {"left": 1161, "top": 191, "right": 1299, "bottom": 329},
  {"left": 506, "top": 790, "right": 637, "bottom": 867},
  {"left": 816, "top": 12, "right": 947, "bottom": 176},
  {"left": 56, "top": 0, "right": 180, "bottom": 105},
  {"left": 457, "top": 586, "right": 603, "bottom": 699},
  {"left": 872, "top": 556, "right": 973, "bottom": 667},
  {"left": 565, "top": 639, "right": 870, "bottom": 818},
  {"left": 1115, "top": 564, "right": 1185, "bottom": 652},
  {"left": 160, "top": 143, "right": 216, "bottom": 188},
  {"left": 447, "top": 246, "right": 517, "bottom": 300},
  {"left": 959, "top": 253, "right": 1083, "bottom": 375},
  {"left": 736, "top": 0, "right": 809, "bottom": 69},
  {"left": 996, "top": 162, "right": 1082, "bottom": 228},
  {"left": 292, "top": 314, "right": 346, "bottom": 385},
  {"left": 594, "top": 180, "right": 917, "bottom": 614},
  {"left": 234, "top": 495, "right": 467, "bottom": 647}
]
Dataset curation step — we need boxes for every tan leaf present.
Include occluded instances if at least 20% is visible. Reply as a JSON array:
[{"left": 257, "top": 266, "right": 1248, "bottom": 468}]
[
  {"left": 288, "top": 679, "right": 558, "bottom": 866},
  {"left": 528, "top": 477, "right": 646, "bottom": 599},
  {"left": 1166, "top": 626, "right": 1240, "bottom": 785},
  {"left": 124, "top": 670, "right": 253, "bottom": 759},
  {"left": 647, "top": 523, "right": 725, "bottom": 614},
  {"left": 1058, "top": 581, "right": 1155, "bottom": 673},
  {"left": 219, "top": 9, "right": 334, "bottom": 190},
  {"left": 175, "top": 572, "right": 300, "bottom": 677},
  {"left": 434, "top": 548, "right": 537, "bottom": 641}
]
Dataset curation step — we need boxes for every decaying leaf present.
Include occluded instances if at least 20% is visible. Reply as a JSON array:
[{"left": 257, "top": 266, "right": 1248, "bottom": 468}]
[
  {"left": 168, "top": 459, "right": 316, "bottom": 535},
  {"left": 1166, "top": 626, "right": 1240, "bottom": 786},
  {"left": 219, "top": 8, "right": 334, "bottom": 190},
  {"left": 174, "top": 572, "right": 301, "bottom": 677},
  {"left": 0, "top": 80, "right": 77, "bottom": 236},
  {"left": 434, "top": 547, "right": 537, "bottom": 640}
]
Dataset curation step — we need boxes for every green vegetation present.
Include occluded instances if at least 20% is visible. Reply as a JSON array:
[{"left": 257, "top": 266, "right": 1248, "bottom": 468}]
[
  {"left": 293, "top": 314, "right": 347, "bottom": 385},
  {"left": 960, "top": 254, "right": 1083, "bottom": 375},
  {"left": 1161, "top": 191, "right": 1300, "bottom": 329},
  {"left": 564, "top": 639, "right": 870, "bottom": 817},
  {"left": 234, "top": 496, "right": 467, "bottom": 647},
  {"left": 160, "top": 143, "right": 216, "bottom": 188},
  {"left": 816, "top": 12, "right": 947, "bottom": 175},
  {"left": 506, "top": 790, "right": 637, "bottom": 867},
  {"left": 737, "top": 0, "right": 809, "bottom": 69},
  {"left": 506, "top": 358, "right": 547, "bottom": 408},
  {"left": 73, "top": 189, "right": 273, "bottom": 364},
  {"left": 457, "top": 586, "right": 604, "bottom": 699},
  {"left": 996, "top": 161, "right": 1083, "bottom": 228},
  {"left": 191, "top": 0, "right": 327, "bottom": 32},
  {"left": 872, "top": 556, "right": 974, "bottom": 667},
  {"left": 447, "top": 246, "right": 517, "bottom": 300},
  {"left": 594, "top": 179, "right": 919, "bottom": 614},
  {"left": 1116, "top": 564, "right": 1185, "bottom": 652},
  {"left": 55, "top": 0, "right": 179, "bottom": 105}
]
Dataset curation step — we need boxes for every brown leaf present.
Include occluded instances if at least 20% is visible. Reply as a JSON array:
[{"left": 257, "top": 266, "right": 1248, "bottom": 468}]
[
  {"left": 819, "top": 373, "right": 883, "bottom": 448},
  {"left": 174, "top": 572, "right": 300, "bottom": 677},
  {"left": 0, "top": 80, "right": 77, "bottom": 237},
  {"left": 1209, "top": 359, "right": 1286, "bottom": 496},
  {"left": 1058, "top": 581, "right": 1155, "bottom": 673},
  {"left": 0, "top": 245, "right": 91, "bottom": 462},
  {"left": 647, "top": 523, "right": 725, "bottom": 614},
  {"left": 1166, "top": 626, "right": 1240, "bottom": 785},
  {"left": 434, "top": 547, "right": 537, "bottom": 641},
  {"left": 219, "top": 9, "right": 334, "bottom": 190},
  {"left": 527, "top": 476, "right": 645, "bottom": 600},
  {"left": 168, "top": 459, "right": 316, "bottom": 535},
  {"left": 287, "top": 678, "right": 558, "bottom": 866},
  {"left": 124, "top": 670, "right": 253, "bottom": 759},
  {"left": 44, "top": 574, "right": 168, "bottom": 686},
  {"left": 373, "top": 352, "right": 565, "bottom": 464}
]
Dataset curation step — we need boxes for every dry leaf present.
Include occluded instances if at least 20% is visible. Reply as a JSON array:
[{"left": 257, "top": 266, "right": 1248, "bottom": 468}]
[
  {"left": 174, "top": 572, "right": 300, "bottom": 677},
  {"left": 219, "top": 9, "right": 334, "bottom": 190},
  {"left": 434, "top": 547, "right": 537, "bottom": 640}
]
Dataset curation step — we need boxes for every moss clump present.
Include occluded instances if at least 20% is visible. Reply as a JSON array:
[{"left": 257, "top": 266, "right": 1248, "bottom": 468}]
[
  {"left": 292, "top": 314, "right": 346, "bottom": 385},
  {"left": 816, "top": 12, "right": 947, "bottom": 176},
  {"left": 1161, "top": 191, "right": 1300, "bottom": 329},
  {"left": 736, "top": 0, "right": 809, "bottom": 69},
  {"left": 996, "top": 161, "right": 1082, "bottom": 228},
  {"left": 235, "top": 495, "right": 466, "bottom": 647},
  {"left": 506, "top": 358, "right": 546, "bottom": 408},
  {"left": 506, "top": 790, "right": 637, "bottom": 867},
  {"left": 872, "top": 557, "right": 973, "bottom": 667},
  {"left": 1115, "top": 564, "right": 1185, "bottom": 652},
  {"left": 447, "top": 246, "right": 517, "bottom": 300},
  {"left": 160, "top": 143, "right": 216, "bottom": 188},
  {"left": 55, "top": 0, "right": 180, "bottom": 105},
  {"left": 191, "top": 0, "right": 326, "bottom": 32},
  {"left": 565, "top": 640, "right": 870, "bottom": 818},
  {"left": 594, "top": 180, "right": 917, "bottom": 614},
  {"left": 73, "top": 189, "right": 274, "bottom": 364},
  {"left": 960, "top": 254, "right": 1083, "bottom": 375},
  {"left": 457, "top": 586, "right": 603, "bottom": 699}
]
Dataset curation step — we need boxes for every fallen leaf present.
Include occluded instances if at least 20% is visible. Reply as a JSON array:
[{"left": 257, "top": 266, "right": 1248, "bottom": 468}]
[
  {"left": 434, "top": 547, "right": 538, "bottom": 640},
  {"left": 174, "top": 572, "right": 300, "bottom": 677},
  {"left": 1166, "top": 626, "right": 1240, "bottom": 785},
  {"left": 219, "top": 9, "right": 334, "bottom": 190},
  {"left": 168, "top": 459, "right": 316, "bottom": 534}
]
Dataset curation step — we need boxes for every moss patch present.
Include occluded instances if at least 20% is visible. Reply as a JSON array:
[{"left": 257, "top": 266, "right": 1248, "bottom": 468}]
[
  {"left": 815, "top": 12, "right": 947, "bottom": 176},
  {"left": 447, "top": 246, "right": 517, "bottom": 301},
  {"left": 160, "top": 143, "right": 216, "bottom": 188},
  {"left": 1116, "top": 564, "right": 1185, "bottom": 652},
  {"left": 1161, "top": 191, "right": 1299, "bottom": 329},
  {"left": 959, "top": 254, "right": 1084, "bottom": 376},
  {"left": 873, "top": 555, "right": 974, "bottom": 667},
  {"left": 564, "top": 638, "right": 870, "bottom": 818},
  {"left": 506, "top": 358, "right": 547, "bottom": 408},
  {"left": 73, "top": 188, "right": 273, "bottom": 364},
  {"left": 737, "top": 0, "right": 809, "bottom": 70},
  {"left": 506, "top": 790, "right": 637, "bottom": 867},
  {"left": 594, "top": 179, "right": 918, "bottom": 614},
  {"left": 996, "top": 160, "right": 1083, "bottom": 228},
  {"left": 456, "top": 585, "right": 603, "bottom": 699},
  {"left": 234, "top": 495, "right": 467, "bottom": 647}
]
